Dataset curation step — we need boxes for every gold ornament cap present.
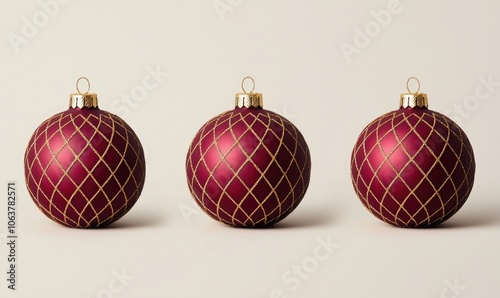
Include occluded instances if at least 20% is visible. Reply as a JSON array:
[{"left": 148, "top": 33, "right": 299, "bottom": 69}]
[
  {"left": 69, "top": 77, "right": 98, "bottom": 109},
  {"left": 235, "top": 76, "right": 263, "bottom": 108},
  {"left": 400, "top": 77, "right": 428, "bottom": 108}
]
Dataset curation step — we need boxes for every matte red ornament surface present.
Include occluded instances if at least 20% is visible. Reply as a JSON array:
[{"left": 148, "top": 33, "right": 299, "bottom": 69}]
[
  {"left": 24, "top": 108, "right": 146, "bottom": 228},
  {"left": 186, "top": 107, "right": 311, "bottom": 227},
  {"left": 351, "top": 107, "right": 475, "bottom": 228}
]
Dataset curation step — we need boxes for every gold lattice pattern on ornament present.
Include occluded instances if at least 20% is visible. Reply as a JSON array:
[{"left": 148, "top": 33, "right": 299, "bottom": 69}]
[
  {"left": 351, "top": 111, "right": 474, "bottom": 227},
  {"left": 187, "top": 110, "right": 310, "bottom": 226},
  {"left": 25, "top": 111, "right": 145, "bottom": 228}
]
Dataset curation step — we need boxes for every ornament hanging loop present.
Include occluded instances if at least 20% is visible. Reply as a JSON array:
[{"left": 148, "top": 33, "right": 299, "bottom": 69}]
[
  {"left": 241, "top": 76, "right": 255, "bottom": 93},
  {"left": 235, "top": 76, "right": 263, "bottom": 108},
  {"left": 70, "top": 77, "right": 98, "bottom": 109},
  {"left": 406, "top": 77, "right": 421, "bottom": 94},
  {"left": 400, "top": 76, "right": 428, "bottom": 109},
  {"left": 76, "top": 77, "right": 91, "bottom": 95}
]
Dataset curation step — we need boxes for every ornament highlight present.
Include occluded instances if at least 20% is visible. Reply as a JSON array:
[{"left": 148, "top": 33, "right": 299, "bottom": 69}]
[
  {"left": 24, "top": 77, "right": 146, "bottom": 228},
  {"left": 351, "top": 77, "right": 475, "bottom": 228},
  {"left": 186, "top": 77, "right": 311, "bottom": 227}
]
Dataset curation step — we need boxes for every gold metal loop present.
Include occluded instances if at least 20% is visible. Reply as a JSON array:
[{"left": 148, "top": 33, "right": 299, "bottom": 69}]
[
  {"left": 406, "top": 77, "right": 420, "bottom": 94},
  {"left": 241, "top": 76, "right": 255, "bottom": 93},
  {"left": 76, "top": 77, "right": 90, "bottom": 94}
]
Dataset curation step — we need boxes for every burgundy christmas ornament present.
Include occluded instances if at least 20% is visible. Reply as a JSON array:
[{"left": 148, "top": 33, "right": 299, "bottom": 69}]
[
  {"left": 186, "top": 77, "right": 311, "bottom": 227},
  {"left": 351, "top": 77, "right": 475, "bottom": 228},
  {"left": 24, "top": 77, "right": 146, "bottom": 228}
]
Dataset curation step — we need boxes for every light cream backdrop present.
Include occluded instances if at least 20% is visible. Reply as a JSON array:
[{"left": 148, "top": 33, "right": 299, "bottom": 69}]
[{"left": 1, "top": 1, "right": 499, "bottom": 297}]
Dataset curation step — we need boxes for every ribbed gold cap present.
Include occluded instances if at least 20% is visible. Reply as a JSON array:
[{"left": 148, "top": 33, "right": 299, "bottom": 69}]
[
  {"left": 69, "top": 93, "right": 98, "bottom": 109},
  {"left": 400, "top": 77, "right": 428, "bottom": 108},
  {"left": 69, "top": 77, "right": 98, "bottom": 109},
  {"left": 235, "top": 76, "right": 263, "bottom": 108},
  {"left": 400, "top": 93, "right": 428, "bottom": 108}
]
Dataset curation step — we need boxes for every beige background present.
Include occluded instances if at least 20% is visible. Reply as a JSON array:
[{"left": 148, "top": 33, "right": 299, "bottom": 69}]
[{"left": 1, "top": 0, "right": 500, "bottom": 297}]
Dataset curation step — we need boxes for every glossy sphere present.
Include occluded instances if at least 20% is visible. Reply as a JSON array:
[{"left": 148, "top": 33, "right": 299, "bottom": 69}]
[
  {"left": 351, "top": 107, "right": 475, "bottom": 228},
  {"left": 186, "top": 107, "right": 311, "bottom": 227},
  {"left": 24, "top": 107, "right": 146, "bottom": 228}
]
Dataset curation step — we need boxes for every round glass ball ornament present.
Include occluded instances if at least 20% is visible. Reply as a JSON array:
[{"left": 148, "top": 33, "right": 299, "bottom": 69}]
[
  {"left": 186, "top": 77, "right": 311, "bottom": 227},
  {"left": 24, "top": 78, "right": 146, "bottom": 228},
  {"left": 350, "top": 77, "right": 475, "bottom": 228}
]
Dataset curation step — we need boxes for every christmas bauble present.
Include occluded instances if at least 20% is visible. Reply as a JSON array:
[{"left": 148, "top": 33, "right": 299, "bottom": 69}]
[
  {"left": 24, "top": 78, "right": 146, "bottom": 228},
  {"left": 186, "top": 77, "right": 311, "bottom": 227},
  {"left": 351, "top": 77, "right": 475, "bottom": 228}
]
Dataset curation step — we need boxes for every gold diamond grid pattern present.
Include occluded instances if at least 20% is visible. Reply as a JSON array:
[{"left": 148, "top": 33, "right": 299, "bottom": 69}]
[
  {"left": 351, "top": 109, "right": 475, "bottom": 227},
  {"left": 25, "top": 109, "right": 146, "bottom": 228},
  {"left": 186, "top": 109, "right": 311, "bottom": 227}
]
